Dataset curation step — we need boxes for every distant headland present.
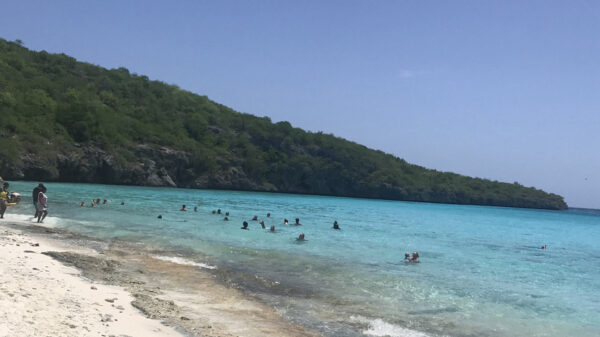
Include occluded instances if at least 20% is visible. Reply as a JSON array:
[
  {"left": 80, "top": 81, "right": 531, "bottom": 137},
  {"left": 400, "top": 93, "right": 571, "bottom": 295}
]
[{"left": 0, "top": 38, "right": 567, "bottom": 210}]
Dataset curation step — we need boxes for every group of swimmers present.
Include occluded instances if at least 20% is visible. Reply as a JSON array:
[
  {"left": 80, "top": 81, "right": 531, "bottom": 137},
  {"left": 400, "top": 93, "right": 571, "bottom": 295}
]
[
  {"left": 181, "top": 207, "right": 345, "bottom": 241},
  {"left": 81, "top": 198, "right": 108, "bottom": 207},
  {"left": 404, "top": 251, "right": 420, "bottom": 263}
]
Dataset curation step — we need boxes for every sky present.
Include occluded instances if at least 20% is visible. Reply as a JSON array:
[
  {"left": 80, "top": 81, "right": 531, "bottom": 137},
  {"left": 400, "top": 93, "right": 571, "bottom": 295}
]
[{"left": 1, "top": 1, "right": 599, "bottom": 208}]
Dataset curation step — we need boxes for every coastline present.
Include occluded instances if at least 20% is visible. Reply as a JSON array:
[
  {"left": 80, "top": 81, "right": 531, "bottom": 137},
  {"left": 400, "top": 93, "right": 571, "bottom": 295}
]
[{"left": 0, "top": 218, "right": 321, "bottom": 337}]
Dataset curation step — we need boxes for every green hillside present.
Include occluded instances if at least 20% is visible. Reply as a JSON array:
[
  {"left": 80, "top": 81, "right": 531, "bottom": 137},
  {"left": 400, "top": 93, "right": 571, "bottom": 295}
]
[{"left": 0, "top": 38, "right": 567, "bottom": 209}]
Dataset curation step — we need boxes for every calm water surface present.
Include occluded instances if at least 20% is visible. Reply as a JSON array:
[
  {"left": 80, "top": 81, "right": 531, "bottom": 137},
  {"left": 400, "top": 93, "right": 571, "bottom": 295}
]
[{"left": 5, "top": 182, "right": 600, "bottom": 337}]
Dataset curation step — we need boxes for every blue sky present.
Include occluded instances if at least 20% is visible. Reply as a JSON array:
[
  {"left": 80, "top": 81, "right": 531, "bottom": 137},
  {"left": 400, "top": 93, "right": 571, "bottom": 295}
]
[{"left": 1, "top": 1, "right": 599, "bottom": 208}]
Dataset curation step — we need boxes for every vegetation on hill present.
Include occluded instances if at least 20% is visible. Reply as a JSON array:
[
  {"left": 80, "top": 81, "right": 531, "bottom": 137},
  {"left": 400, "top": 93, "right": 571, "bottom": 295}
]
[{"left": 0, "top": 38, "right": 567, "bottom": 209}]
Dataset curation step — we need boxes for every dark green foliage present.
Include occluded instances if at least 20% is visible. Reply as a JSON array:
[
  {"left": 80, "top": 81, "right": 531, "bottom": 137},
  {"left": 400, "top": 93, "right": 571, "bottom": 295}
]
[{"left": 0, "top": 38, "right": 567, "bottom": 209}]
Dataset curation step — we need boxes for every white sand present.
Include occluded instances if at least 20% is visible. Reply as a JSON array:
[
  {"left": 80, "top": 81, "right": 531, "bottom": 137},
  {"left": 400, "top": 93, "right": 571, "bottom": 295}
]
[
  {"left": 0, "top": 226, "right": 183, "bottom": 337},
  {"left": 0, "top": 216, "right": 321, "bottom": 337}
]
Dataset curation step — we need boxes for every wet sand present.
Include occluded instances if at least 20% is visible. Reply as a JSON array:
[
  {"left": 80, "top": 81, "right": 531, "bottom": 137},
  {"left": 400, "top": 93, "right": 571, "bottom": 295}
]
[{"left": 0, "top": 219, "right": 321, "bottom": 337}]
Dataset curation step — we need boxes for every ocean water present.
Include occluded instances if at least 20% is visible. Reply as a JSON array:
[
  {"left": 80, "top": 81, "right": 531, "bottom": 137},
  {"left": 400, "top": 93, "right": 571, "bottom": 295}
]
[{"left": 4, "top": 181, "right": 600, "bottom": 337}]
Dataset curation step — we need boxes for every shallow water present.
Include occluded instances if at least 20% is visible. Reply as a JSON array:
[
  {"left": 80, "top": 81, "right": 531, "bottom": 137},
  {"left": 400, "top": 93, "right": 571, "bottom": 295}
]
[{"left": 5, "top": 181, "right": 600, "bottom": 337}]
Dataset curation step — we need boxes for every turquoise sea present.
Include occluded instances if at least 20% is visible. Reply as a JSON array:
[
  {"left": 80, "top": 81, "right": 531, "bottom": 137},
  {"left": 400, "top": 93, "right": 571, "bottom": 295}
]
[{"left": 4, "top": 181, "right": 600, "bottom": 337}]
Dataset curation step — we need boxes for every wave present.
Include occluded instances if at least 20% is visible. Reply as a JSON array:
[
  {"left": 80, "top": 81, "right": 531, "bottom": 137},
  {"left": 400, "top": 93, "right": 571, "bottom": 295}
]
[
  {"left": 152, "top": 255, "right": 217, "bottom": 270},
  {"left": 2, "top": 212, "right": 59, "bottom": 227},
  {"left": 350, "top": 316, "right": 432, "bottom": 337}
]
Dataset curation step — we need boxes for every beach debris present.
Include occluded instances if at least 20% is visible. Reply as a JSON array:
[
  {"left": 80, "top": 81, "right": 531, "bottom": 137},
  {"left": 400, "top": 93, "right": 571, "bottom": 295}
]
[{"left": 100, "top": 313, "right": 113, "bottom": 322}]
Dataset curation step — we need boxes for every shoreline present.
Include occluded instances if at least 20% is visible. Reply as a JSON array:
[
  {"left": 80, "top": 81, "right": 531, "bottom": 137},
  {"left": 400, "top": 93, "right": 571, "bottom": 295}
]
[
  {"left": 0, "top": 218, "right": 321, "bottom": 337},
  {"left": 4, "top": 179, "right": 568, "bottom": 210}
]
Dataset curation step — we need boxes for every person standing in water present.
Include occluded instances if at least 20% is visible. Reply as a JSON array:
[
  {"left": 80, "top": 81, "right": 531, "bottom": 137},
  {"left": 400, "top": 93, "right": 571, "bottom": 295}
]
[
  {"left": 36, "top": 186, "right": 48, "bottom": 223},
  {"left": 0, "top": 182, "right": 9, "bottom": 219},
  {"left": 180, "top": 205, "right": 187, "bottom": 211},
  {"left": 333, "top": 221, "right": 340, "bottom": 230},
  {"left": 32, "top": 183, "right": 44, "bottom": 218}
]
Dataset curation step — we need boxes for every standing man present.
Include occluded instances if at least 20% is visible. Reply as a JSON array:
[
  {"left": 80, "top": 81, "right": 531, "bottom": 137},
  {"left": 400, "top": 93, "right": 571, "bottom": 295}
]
[
  {"left": 0, "top": 182, "right": 9, "bottom": 219},
  {"left": 32, "top": 183, "right": 45, "bottom": 218},
  {"left": 36, "top": 186, "right": 48, "bottom": 223}
]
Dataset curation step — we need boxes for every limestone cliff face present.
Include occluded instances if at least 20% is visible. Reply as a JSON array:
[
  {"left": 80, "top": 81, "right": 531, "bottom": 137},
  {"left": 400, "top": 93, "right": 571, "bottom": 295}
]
[
  {"left": 1, "top": 145, "right": 568, "bottom": 211},
  {"left": 2, "top": 145, "right": 273, "bottom": 192}
]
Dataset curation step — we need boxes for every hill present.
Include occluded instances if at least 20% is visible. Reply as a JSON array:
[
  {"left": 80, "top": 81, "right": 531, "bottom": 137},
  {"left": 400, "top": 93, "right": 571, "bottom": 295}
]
[{"left": 0, "top": 38, "right": 567, "bottom": 210}]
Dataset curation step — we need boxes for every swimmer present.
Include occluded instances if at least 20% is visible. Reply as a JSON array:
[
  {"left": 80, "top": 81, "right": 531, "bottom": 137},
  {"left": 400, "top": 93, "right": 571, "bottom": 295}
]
[
  {"left": 252, "top": 215, "right": 258, "bottom": 221},
  {"left": 541, "top": 245, "right": 547, "bottom": 249},
  {"left": 194, "top": 206, "right": 198, "bottom": 212},
  {"left": 333, "top": 221, "right": 340, "bottom": 230},
  {"left": 224, "top": 216, "right": 229, "bottom": 221},
  {"left": 241, "top": 221, "right": 249, "bottom": 230},
  {"left": 411, "top": 251, "right": 420, "bottom": 263},
  {"left": 296, "top": 233, "right": 306, "bottom": 241},
  {"left": 157, "top": 215, "right": 162, "bottom": 219},
  {"left": 225, "top": 211, "right": 229, "bottom": 216},
  {"left": 181, "top": 204, "right": 187, "bottom": 211},
  {"left": 91, "top": 200, "right": 95, "bottom": 208},
  {"left": 96, "top": 198, "right": 101, "bottom": 205},
  {"left": 295, "top": 218, "right": 302, "bottom": 226},
  {"left": 103, "top": 199, "right": 107, "bottom": 204},
  {"left": 80, "top": 201, "right": 85, "bottom": 207},
  {"left": 404, "top": 253, "right": 412, "bottom": 261},
  {"left": 267, "top": 213, "right": 271, "bottom": 218},
  {"left": 212, "top": 210, "right": 216, "bottom": 214},
  {"left": 260, "top": 220, "right": 265, "bottom": 229},
  {"left": 217, "top": 209, "right": 222, "bottom": 214},
  {"left": 270, "top": 225, "right": 276, "bottom": 232},
  {"left": 120, "top": 201, "right": 125, "bottom": 205},
  {"left": 284, "top": 219, "right": 289, "bottom": 225}
]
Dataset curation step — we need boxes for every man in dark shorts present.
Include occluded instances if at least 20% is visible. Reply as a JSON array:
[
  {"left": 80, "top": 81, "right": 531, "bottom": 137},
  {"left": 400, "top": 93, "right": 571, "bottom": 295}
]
[{"left": 32, "top": 183, "right": 45, "bottom": 218}]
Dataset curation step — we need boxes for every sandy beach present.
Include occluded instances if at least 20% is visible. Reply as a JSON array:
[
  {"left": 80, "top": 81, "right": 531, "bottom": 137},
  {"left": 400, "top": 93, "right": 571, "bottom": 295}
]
[{"left": 0, "top": 217, "right": 320, "bottom": 337}]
